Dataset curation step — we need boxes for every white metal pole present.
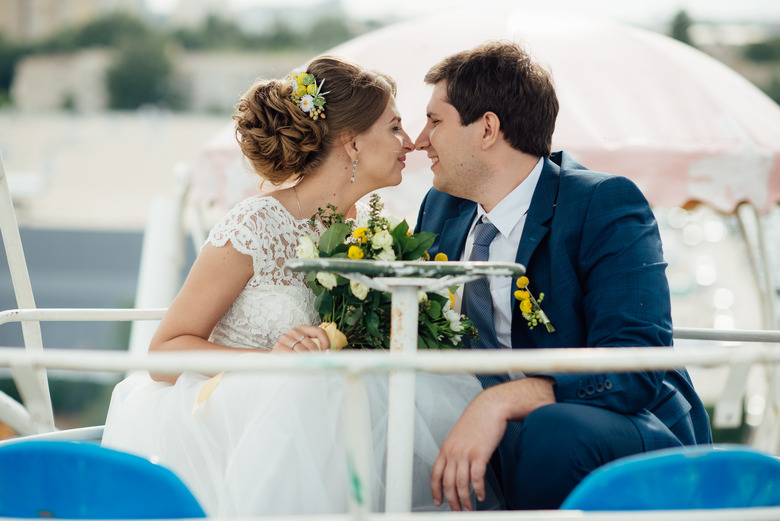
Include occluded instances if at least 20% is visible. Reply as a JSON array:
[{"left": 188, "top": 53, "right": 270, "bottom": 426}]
[
  {"left": 384, "top": 282, "right": 419, "bottom": 513},
  {"left": 0, "top": 153, "right": 55, "bottom": 433}
]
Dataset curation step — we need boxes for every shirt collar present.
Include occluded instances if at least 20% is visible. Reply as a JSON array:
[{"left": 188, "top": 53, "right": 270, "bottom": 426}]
[{"left": 476, "top": 157, "right": 544, "bottom": 238}]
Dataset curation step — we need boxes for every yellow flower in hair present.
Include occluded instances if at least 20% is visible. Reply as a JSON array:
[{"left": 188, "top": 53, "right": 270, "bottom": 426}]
[
  {"left": 434, "top": 252, "right": 448, "bottom": 261},
  {"left": 348, "top": 245, "right": 365, "bottom": 260},
  {"left": 296, "top": 85, "right": 307, "bottom": 97},
  {"left": 307, "top": 84, "right": 317, "bottom": 96},
  {"left": 297, "top": 74, "right": 306, "bottom": 86}
]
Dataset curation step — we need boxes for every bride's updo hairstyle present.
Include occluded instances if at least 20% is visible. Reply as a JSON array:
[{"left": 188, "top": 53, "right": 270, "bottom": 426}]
[{"left": 234, "top": 56, "right": 397, "bottom": 185}]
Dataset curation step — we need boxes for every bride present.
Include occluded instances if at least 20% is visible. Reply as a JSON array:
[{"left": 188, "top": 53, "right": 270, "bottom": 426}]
[{"left": 102, "top": 56, "right": 497, "bottom": 515}]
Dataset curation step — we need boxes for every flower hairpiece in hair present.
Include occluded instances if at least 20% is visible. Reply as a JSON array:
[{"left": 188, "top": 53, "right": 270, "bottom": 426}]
[{"left": 288, "top": 70, "right": 328, "bottom": 120}]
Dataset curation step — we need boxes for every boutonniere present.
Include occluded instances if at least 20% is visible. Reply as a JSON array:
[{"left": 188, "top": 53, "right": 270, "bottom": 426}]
[{"left": 514, "top": 276, "right": 555, "bottom": 333}]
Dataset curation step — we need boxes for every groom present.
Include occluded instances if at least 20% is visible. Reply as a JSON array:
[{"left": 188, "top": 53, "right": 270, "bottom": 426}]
[{"left": 414, "top": 41, "right": 712, "bottom": 511}]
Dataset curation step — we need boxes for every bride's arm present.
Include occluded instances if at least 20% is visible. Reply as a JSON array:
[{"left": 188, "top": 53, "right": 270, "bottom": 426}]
[{"left": 148, "top": 242, "right": 328, "bottom": 382}]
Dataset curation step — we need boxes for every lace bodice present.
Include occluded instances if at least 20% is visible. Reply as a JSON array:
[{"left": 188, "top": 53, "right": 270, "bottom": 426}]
[{"left": 206, "top": 196, "right": 325, "bottom": 350}]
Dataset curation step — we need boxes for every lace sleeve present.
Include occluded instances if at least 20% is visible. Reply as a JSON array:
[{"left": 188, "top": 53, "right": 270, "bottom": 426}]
[
  {"left": 204, "top": 196, "right": 323, "bottom": 287},
  {"left": 205, "top": 197, "right": 269, "bottom": 263}
]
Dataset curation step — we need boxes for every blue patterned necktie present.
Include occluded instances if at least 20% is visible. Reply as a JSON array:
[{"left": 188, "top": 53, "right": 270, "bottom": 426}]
[{"left": 462, "top": 218, "right": 500, "bottom": 351}]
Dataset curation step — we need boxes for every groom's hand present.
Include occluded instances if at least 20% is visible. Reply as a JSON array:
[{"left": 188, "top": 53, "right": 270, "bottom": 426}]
[
  {"left": 431, "top": 377, "right": 556, "bottom": 511},
  {"left": 431, "top": 387, "right": 508, "bottom": 511}
]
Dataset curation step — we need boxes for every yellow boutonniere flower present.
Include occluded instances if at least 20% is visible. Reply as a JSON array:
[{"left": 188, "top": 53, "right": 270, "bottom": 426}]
[{"left": 514, "top": 276, "right": 555, "bottom": 333}]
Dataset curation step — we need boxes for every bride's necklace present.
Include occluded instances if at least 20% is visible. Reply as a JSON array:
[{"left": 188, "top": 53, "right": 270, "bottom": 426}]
[{"left": 293, "top": 184, "right": 304, "bottom": 220}]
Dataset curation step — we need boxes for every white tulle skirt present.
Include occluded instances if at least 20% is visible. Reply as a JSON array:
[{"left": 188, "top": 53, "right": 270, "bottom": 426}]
[{"left": 102, "top": 366, "right": 501, "bottom": 516}]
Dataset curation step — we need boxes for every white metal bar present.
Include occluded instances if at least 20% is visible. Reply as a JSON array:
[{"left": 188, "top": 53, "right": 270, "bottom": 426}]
[
  {"left": 673, "top": 328, "right": 780, "bottom": 343},
  {"left": 385, "top": 283, "right": 419, "bottom": 513},
  {"left": 0, "top": 507, "right": 769, "bottom": 521},
  {"left": 1, "top": 345, "right": 780, "bottom": 378},
  {"left": 0, "top": 153, "right": 54, "bottom": 433},
  {"left": 0, "top": 308, "right": 167, "bottom": 325},
  {"left": 129, "top": 164, "right": 190, "bottom": 357},
  {"left": 6, "top": 310, "right": 780, "bottom": 344},
  {"left": 0, "top": 389, "right": 35, "bottom": 435},
  {"left": 712, "top": 362, "right": 751, "bottom": 428}
]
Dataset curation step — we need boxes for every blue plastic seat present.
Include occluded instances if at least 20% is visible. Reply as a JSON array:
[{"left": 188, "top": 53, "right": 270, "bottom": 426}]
[
  {"left": 561, "top": 444, "right": 780, "bottom": 510},
  {"left": 0, "top": 440, "right": 206, "bottom": 518}
]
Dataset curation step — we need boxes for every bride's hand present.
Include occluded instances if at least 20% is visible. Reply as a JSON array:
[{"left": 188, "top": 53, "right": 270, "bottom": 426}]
[{"left": 274, "top": 325, "right": 331, "bottom": 352}]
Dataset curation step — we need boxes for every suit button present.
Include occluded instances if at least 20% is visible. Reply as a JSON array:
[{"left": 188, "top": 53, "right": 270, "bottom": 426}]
[
  {"left": 586, "top": 385, "right": 595, "bottom": 395},
  {"left": 577, "top": 389, "right": 586, "bottom": 398},
  {"left": 596, "top": 383, "right": 604, "bottom": 392},
  {"left": 604, "top": 379, "right": 613, "bottom": 390}
]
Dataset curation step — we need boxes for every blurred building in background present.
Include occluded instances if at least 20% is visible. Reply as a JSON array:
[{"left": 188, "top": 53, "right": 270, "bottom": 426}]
[{"left": 1, "top": 0, "right": 146, "bottom": 41}]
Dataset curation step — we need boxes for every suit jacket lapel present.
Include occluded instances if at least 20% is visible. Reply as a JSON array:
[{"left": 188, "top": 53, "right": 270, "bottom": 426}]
[
  {"left": 514, "top": 157, "right": 560, "bottom": 267},
  {"left": 438, "top": 200, "right": 477, "bottom": 260}
]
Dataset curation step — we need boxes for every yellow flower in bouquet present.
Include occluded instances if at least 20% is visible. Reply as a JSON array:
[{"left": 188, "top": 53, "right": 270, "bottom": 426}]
[{"left": 297, "top": 194, "right": 476, "bottom": 350}]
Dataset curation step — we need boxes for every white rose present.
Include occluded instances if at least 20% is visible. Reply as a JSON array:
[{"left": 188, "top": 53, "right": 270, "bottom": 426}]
[
  {"left": 296, "top": 236, "right": 319, "bottom": 259},
  {"left": 444, "top": 308, "right": 462, "bottom": 332},
  {"left": 371, "top": 230, "right": 393, "bottom": 250},
  {"left": 450, "top": 334, "right": 462, "bottom": 346},
  {"left": 375, "top": 247, "right": 396, "bottom": 261},
  {"left": 418, "top": 290, "right": 428, "bottom": 303},
  {"left": 316, "top": 271, "right": 337, "bottom": 290},
  {"left": 350, "top": 280, "right": 369, "bottom": 301}
]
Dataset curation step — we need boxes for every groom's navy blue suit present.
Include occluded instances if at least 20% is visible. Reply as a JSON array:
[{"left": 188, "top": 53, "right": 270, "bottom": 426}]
[{"left": 415, "top": 151, "right": 711, "bottom": 508}]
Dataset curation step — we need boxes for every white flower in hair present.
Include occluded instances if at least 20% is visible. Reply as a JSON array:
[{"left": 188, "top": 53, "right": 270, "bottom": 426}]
[{"left": 299, "top": 94, "right": 314, "bottom": 113}]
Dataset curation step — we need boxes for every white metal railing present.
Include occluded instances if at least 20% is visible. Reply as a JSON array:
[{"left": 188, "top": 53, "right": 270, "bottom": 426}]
[{"left": 2, "top": 344, "right": 780, "bottom": 521}]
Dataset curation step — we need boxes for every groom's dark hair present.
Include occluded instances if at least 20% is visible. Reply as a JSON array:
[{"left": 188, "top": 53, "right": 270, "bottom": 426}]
[{"left": 424, "top": 40, "right": 558, "bottom": 158}]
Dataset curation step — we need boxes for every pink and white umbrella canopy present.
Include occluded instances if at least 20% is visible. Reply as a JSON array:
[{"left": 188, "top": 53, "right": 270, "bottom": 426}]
[{"left": 192, "top": 9, "right": 780, "bottom": 219}]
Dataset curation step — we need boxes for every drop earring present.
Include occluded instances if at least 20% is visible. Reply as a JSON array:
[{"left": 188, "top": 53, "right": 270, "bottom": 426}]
[{"left": 351, "top": 159, "right": 358, "bottom": 183}]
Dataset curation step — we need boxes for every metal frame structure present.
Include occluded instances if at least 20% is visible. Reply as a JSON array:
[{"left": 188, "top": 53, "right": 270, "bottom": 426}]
[{"left": 5, "top": 153, "right": 780, "bottom": 518}]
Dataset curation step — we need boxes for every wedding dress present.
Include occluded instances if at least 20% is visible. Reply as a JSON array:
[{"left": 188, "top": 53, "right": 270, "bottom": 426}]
[{"left": 102, "top": 195, "right": 499, "bottom": 516}]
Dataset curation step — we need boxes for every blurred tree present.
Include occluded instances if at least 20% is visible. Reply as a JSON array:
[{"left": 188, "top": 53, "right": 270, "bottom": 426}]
[
  {"left": 264, "top": 20, "right": 298, "bottom": 49},
  {"left": 37, "top": 13, "right": 151, "bottom": 53},
  {"left": 744, "top": 38, "right": 780, "bottom": 62},
  {"left": 307, "top": 17, "right": 355, "bottom": 51},
  {"left": 670, "top": 10, "right": 695, "bottom": 47},
  {"left": 0, "top": 34, "right": 29, "bottom": 105},
  {"left": 764, "top": 75, "right": 780, "bottom": 105},
  {"left": 106, "top": 35, "right": 179, "bottom": 110}
]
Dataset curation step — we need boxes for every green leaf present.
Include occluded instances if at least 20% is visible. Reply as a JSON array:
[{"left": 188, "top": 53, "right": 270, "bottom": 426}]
[
  {"left": 366, "top": 311, "right": 381, "bottom": 338},
  {"left": 314, "top": 289, "right": 333, "bottom": 317},
  {"left": 425, "top": 299, "right": 442, "bottom": 319},
  {"left": 396, "top": 235, "right": 417, "bottom": 256},
  {"left": 405, "top": 232, "right": 436, "bottom": 260},
  {"left": 345, "top": 305, "right": 363, "bottom": 326},
  {"left": 306, "top": 271, "right": 323, "bottom": 296},
  {"left": 318, "top": 223, "right": 351, "bottom": 256},
  {"left": 391, "top": 220, "right": 409, "bottom": 241}
]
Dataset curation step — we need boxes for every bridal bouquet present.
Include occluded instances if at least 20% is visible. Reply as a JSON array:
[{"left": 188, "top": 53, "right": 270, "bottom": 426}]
[{"left": 296, "top": 194, "right": 476, "bottom": 350}]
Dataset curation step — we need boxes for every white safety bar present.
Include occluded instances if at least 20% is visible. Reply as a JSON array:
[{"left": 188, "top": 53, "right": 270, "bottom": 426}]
[{"left": 2, "top": 345, "right": 780, "bottom": 521}]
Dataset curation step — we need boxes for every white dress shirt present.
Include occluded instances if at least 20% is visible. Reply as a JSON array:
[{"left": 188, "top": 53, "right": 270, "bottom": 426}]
[{"left": 458, "top": 157, "right": 544, "bottom": 357}]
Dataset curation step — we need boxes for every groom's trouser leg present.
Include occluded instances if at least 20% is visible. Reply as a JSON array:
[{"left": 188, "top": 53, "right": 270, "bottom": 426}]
[{"left": 499, "top": 403, "right": 644, "bottom": 510}]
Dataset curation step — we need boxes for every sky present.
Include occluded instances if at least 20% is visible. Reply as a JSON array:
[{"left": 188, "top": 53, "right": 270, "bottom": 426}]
[{"left": 146, "top": 0, "right": 780, "bottom": 26}]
